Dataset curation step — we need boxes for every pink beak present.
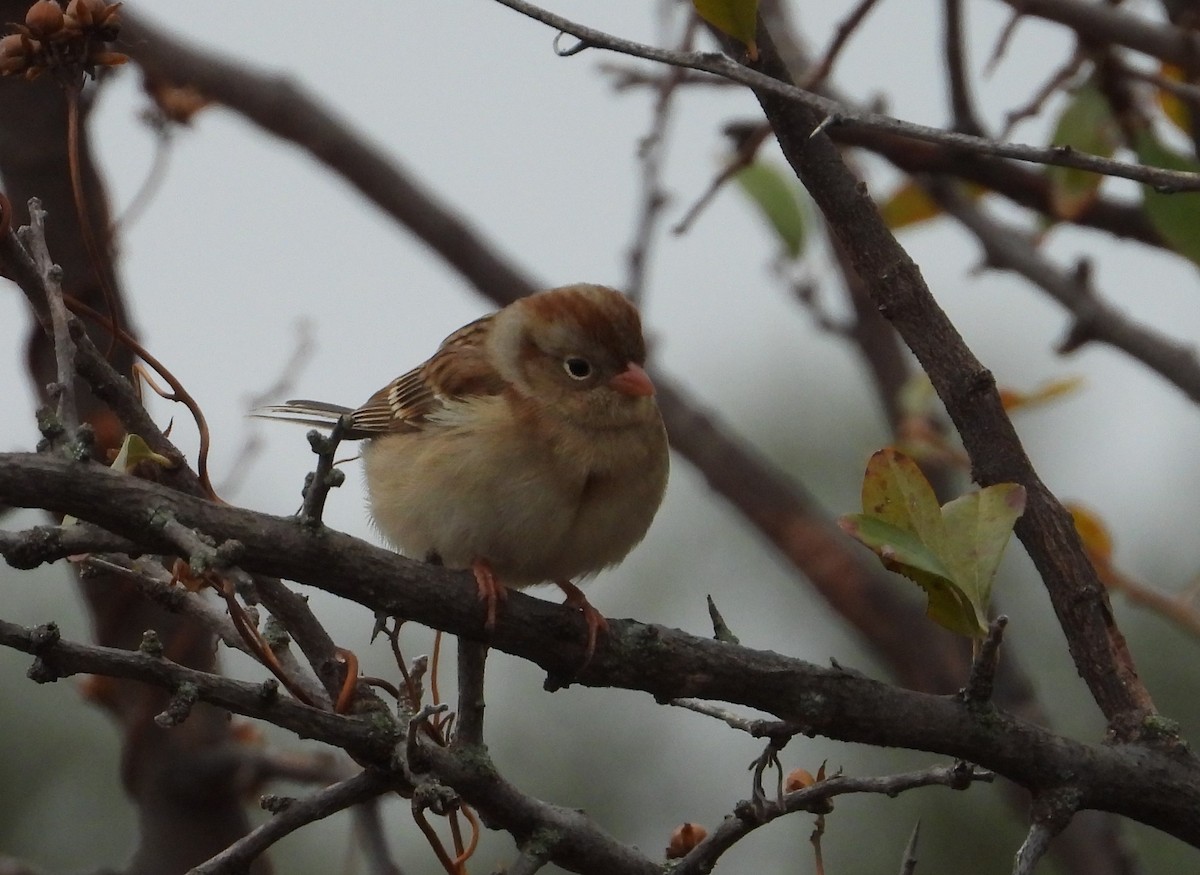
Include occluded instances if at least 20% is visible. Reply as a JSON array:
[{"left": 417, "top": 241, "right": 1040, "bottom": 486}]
[{"left": 609, "top": 362, "right": 656, "bottom": 397}]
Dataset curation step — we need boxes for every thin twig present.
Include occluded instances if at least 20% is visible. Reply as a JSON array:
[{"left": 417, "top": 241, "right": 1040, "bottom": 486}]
[
  {"left": 624, "top": 12, "right": 695, "bottom": 304},
  {"left": 670, "top": 698, "right": 799, "bottom": 739},
  {"left": 671, "top": 122, "right": 771, "bottom": 235},
  {"left": 219, "top": 319, "right": 315, "bottom": 497},
  {"left": 942, "top": 0, "right": 985, "bottom": 135},
  {"left": 190, "top": 770, "right": 394, "bottom": 875},
  {"left": 489, "top": 0, "right": 1200, "bottom": 192},
  {"left": 353, "top": 798, "right": 408, "bottom": 875},
  {"left": 961, "top": 616, "right": 1008, "bottom": 707},
  {"left": 64, "top": 294, "right": 221, "bottom": 499},
  {"left": 18, "top": 199, "right": 79, "bottom": 435},
  {"left": 999, "top": 50, "right": 1086, "bottom": 141},
  {"left": 673, "top": 762, "right": 994, "bottom": 875},
  {"left": 300, "top": 419, "right": 348, "bottom": 527},
  {"left": 924, "top": 176, "right": 1200, "bottom": 405}
]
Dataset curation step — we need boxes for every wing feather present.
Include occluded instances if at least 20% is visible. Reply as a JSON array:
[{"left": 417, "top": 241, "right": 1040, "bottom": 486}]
[{"left": 348, "top": 313, "right": 507, "bottom": 435}]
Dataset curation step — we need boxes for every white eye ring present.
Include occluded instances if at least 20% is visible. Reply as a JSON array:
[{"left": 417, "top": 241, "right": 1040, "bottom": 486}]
[{"left": 563, "top": 356, "right": 592, "bottom": 380}]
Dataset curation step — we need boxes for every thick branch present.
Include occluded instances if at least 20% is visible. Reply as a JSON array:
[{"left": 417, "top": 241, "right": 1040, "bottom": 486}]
[
  {"left": 1, "top": 453, "right": 1198, "bottom": 846},
  {"left": 728, "top": 14, "right": 1155, "bottom": 738}
]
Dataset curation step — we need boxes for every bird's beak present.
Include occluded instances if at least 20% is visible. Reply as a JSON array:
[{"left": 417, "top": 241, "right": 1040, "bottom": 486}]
[{"left": 609, "top": 362, "right": 656, "bottom": 397}]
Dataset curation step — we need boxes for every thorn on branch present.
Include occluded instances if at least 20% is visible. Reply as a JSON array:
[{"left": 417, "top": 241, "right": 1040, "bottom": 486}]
[
  {"left": 299, "top": 419, "right": 348, "bottom": 527},
  {"left": 960, "top": 615, "right": 1008, "bottom": 708},
  {"left": 706, "top": 594, "right": 740, "bottom": 644},
  {"left": 898, "top": 820, "right": 921, "bottom": 875},
  {"left": 809, "top": 113, "right": 843, "bottom": 141}
]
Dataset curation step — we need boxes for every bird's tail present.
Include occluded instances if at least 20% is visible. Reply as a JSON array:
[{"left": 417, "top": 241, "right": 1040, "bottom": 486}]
[{"left": 251, "top": 399, "right": 355, "bottom": 431}]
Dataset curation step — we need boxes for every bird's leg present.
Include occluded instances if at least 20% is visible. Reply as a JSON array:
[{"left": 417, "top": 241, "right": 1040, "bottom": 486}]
[
  {"left": 554, "top": 580, "right": 609, "bottom": 664},
  {"left": 471, "top": 559, "right": 508, "bottom": 630}
]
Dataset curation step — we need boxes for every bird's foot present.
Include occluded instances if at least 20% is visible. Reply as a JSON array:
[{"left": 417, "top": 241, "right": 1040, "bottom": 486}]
[
  {"left": 472, "top": 559, "right": 508, "bottom": 631},
  {"left": 555, "top": 580, "right": 609, "bottom": 667}
]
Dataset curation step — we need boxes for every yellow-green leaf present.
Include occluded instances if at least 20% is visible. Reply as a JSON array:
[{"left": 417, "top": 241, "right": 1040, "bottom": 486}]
[
  {"left": 1046, "top": 81, "right": 1120, "bottom": 220},
  {"left": 734, "top": 161, "right": 807, "bottom": 260},
  {"left": 1156, "top": 63, "right": 1191, "bottom": 135},
  {"left": 838, "top": 514, "right": 984, "bottom": 637},
  {"left": 692, "top": 0, "right": 759, "bottom": 59},
  {"left": 878, "top": 180, "right": 988, "bottom": 231},
  {"left": 998, "top": 375, "right": 1084, "bottom": 413},
  {"left": 64, "top": 434, "right": 172, "bottom": 527},
  {"left": 939, "top": 483, "right": 1027, "bottom": 630},
  {"left": 1131, "top": 128, "right": 1200, "bottom": 268},
  {"left": 879, "top": 181, "right": 943, "bottom": 230},
  {"left": 839, "top": 448, "right": 1026, "bottom": 638},
  {"left": 859, "top": 447, "right": 943, "bottom": 549},
  {"left": 111, "top": 434, "right": 173, "bottom": 472}
]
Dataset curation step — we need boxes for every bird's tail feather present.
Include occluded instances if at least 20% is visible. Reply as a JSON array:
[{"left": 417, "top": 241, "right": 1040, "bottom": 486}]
[{"left": 251, "top": 399, "right": 354, "bottom": 431}]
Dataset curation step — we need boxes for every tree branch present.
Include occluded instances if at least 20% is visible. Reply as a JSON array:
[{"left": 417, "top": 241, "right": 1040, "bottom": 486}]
[
  {"left": 924, "top": 176, "right": 1200, "bottom": 405},
  {"left": 190, "top": 770, "right": 396, "bottom": 875},
  {"left": 1, "top": 453, "right": 1198, "bottom": 846},
  {"left": 674, "top": 762, "right": 993, "bottom": 875},
  {"left": 484, "top": 0, "right": 1200, "bottom": 191}
]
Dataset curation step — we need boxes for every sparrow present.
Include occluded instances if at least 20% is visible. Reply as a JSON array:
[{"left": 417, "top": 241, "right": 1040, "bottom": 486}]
[{"left": 259, "top": 284, "right": 669, "bottom": 660}]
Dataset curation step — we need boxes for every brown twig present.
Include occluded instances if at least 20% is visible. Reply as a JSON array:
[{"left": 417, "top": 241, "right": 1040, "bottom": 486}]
[
  {"left": 189, "top": 769, "right": 396, "bottom": 875},
  {"left": 672, "top": 762, "right": 993, "bottom": 875},
  {"left": 485, "top": 0, "right": 1200, "bottom": 191},
  {"left": 924, "top": 176, "right": 1200, "bottom": 404},
  {"left": 942, "top": 0, "right": 985, "bottom": 136}
]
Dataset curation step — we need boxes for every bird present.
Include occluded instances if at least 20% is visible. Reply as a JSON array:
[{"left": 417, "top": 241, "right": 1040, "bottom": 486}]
[{"left": 257, "top": 284, "right": 670, "bottom": 661}]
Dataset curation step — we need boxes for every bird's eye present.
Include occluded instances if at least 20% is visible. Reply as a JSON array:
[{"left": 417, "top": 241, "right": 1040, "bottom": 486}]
[{"left": 563, "top": 356, "right": 592, "bottom": 380}]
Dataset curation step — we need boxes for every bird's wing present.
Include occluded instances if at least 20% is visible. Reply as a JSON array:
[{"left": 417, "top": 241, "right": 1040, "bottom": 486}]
[{"left": 349, "top": 313, "right": 508, "bottom": 435}]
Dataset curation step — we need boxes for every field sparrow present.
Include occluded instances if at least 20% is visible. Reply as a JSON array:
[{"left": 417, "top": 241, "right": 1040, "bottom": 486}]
[{"left": 260, "top": 284, "right": 669, "bottom": 659}]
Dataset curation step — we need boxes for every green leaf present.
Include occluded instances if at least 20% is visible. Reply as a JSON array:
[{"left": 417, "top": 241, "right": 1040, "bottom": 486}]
[
  {"left": 1046, "top": 81, "right": 1120, "bottom": 220},
  {"left": 111, "top": 434, "right": 173, "bottom": 472},
  {"left": 838, "top": 514, "right": 984, "bottom": 638},
  {"left": 839, "top": 448, "right": 1027, "bottom": 638},
  {"left": 859, "top": 446, "right": 943, "bottom": 547},
  {"left": 938, "top": 484, "right": 1027, "bottom": 632},
  {"left": 692, "top": 0, "right": 759, "bottom": 59},
  {"left": 734, "top": 161, "right": 807, "bottom": 260},
  {"left": 1131, "top": 128, "right": 1200, "bottom": 268}
]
